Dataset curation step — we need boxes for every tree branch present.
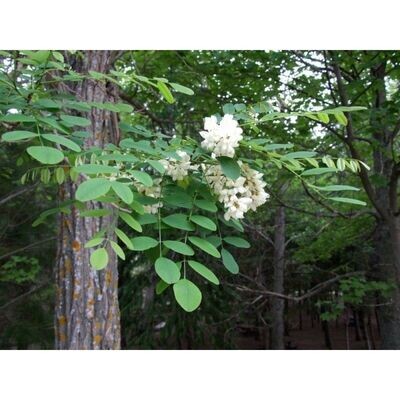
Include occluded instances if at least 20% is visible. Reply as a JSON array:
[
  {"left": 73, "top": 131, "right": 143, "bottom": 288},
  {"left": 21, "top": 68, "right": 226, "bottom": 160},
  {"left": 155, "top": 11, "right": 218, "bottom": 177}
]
[
  {"left": 0, "top": 184, "right": 38, "bottom": 206},
  {"left": 0, "top": 236, "right": 56, "bottom": 261},
  {"left": 228, "top": 271, "right": 364, "bottom": 302},
  {"left": 329, "top": 51, "right": 388, "bottom": 220},
  {"left": 0, "top": 283, "right": 48, "bottom": 311},
  {"left": 119, "top": 91, "right": 168, "bottom": 134}
]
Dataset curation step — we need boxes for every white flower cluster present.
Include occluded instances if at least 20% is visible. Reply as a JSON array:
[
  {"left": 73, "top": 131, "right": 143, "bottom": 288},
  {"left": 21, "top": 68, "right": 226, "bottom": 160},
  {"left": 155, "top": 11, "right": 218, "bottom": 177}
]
[
  {"left": 134, "top": 178, "right": 162, "bottom": 214},
  {"left": 200, "top": 114, "right": 243, "bottom": 158},
  {"left": 131, "top": 151, "right": 198, "bottom": 214},
  {"left": 160, "top": 150, "right": 197, "bottom": 181},
  {"left": 203, "top": 162, "right": 269, "bottom": 221}
]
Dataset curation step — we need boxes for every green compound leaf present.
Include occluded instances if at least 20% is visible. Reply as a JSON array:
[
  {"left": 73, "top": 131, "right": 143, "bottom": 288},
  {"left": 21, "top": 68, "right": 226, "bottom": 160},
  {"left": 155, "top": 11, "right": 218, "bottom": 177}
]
[
  {"left": 84, "top": 238, "right": 104, "bottom": 248},
  {"left": 131, "top": 236, "right": 158, "bottom": 251},
  {"left": 73, "top": 164, "right": 120, "bottom": 174},
  {"left": 162, "top": 214, "right": 195, "bottom": 231},
  {"left": 221, "top": 218, "right": 244, "bottom": 233},
  {"left": 206, "top": 235, "right": 222, "bottom": 248},
  {"left": 147, "top": 159, "right": 166, "bottom": 174},
  {"left": 223, "top": 236, "right": 250, "bottom": 249},
  {"left": 0, "top": 115, "right": 36, "bottom": 123},
  {"left": 119, "top": 211, "right": 142, "bottom": 233},
  {"left": 157, "top": 81, "right": 175, "bottom": 104},
  {"left": 188, "top": 260, "right": 219, "bottom": 285},
  {"left": 90, "top": 248, "right": 109, "bottom": 270},
  {"left": 115, "top": 228, "right": 134, "bottom": 250},
  {"left": 55, "top": 167, "right": 65, "bottom": 184},
  {"left": 111, "top": 181, "right": 133, "bottom": 205},
  {"left": 316, "top": 185, "right": 360, "bottom": 192},
  {"left": 156, "top": 280, "right": 170, "bottom": 295},
  {"left": 163, "top": 240, "right": 194, "bottom": 256},
  {"left": 194, "top": 199, "right": 218, "bottom": 212},
  {"left": 27, "top": 146, "right": 64, "bottom": 165},
  {"left": 173, "top": 279, "right": 202, "bottom": 312},
  {"left": 110, "top": 240, "right": 126, "bottom": 260},
  {"left": 131, "top": 170, "right": 153, "bottom": 187},
  {"left": 221, "top": 248, "right": 239, "bottom": 274},
  {"left": 76, "top": 178, "right": 111, "bottom": 202},
  {"left": 60, "top": 114, "right": 91, "bottom": 127},
  {"left": 2, "top": 131, "right": 38, "bottom": 142},
  {"left": 334, "top": 111, "right": 348, "bottom": 126},
  {"left": 190, "top": 215, "right": 217, "bottom": 231},
  {"left": 41, "top": 133, "right": 81, "bottom": 152},
  {"left": 282, "top": 151, "right": 318, "bottom": 160},
  {"left": 136, "top": 213, "right": 158, "bottom": 225},
  {"left": 329, "top": 197, "right": 367, "bottom": 206},
  {"left": 130, "top": 200, "right": 145, "bottom": 215},
  {"left": 217, "top": 156, "right": 241, "bottom": 180},
  {"left": 169, "top": 82, "right": 194, "bottom": 95},
  {"left": 301, "top": 167, "right": 337, "bottom": 176},
  {"left": 155, "top": 257, "right": 181, "bottom": 284},
  {"left": 188, "top": 236, "right": 221, "bottom": 258}
]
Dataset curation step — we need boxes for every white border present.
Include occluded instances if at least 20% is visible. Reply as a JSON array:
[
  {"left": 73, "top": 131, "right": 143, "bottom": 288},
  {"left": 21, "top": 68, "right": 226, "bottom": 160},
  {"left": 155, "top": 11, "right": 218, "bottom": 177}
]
[
  {"left": 0, "top": 350, "right": 398, "bottom": 399},
  {"left": 1, "top": 0, "right": 399, "bottom": 49},
  {"left": 1, "top": 1, "right": 399, "bottom": 398}
]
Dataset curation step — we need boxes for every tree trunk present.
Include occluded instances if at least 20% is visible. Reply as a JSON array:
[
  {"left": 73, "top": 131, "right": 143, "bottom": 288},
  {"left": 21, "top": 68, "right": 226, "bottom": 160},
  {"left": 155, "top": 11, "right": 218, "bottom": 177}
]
[
  {"left": 55, "top": 51, "right": 121, "bottom": 349},
  {"left": 270, "top": 205, "right": 286, "bottom": 349},
  {"left": 320, "top": 305, "right": 333, "bottom": 350},
  {"left": 372, "top": 220, "right": 400, "bottom": 349},
  {"left": 331, "top": 55, "right": 400, "bottom": 349}
]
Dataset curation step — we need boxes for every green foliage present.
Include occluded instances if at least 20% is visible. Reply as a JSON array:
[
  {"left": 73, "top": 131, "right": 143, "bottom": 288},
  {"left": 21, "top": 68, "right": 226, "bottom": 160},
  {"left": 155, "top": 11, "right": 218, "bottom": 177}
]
[
  {"left": 131, "top": 236, "right": 158, "bottom": 251},
  {"left": 0, "top": 256, "right": 40, "bottom": 284},
  {"left": 190, "top": 215, "right": 217, "bottom": 231},
  {"left": 163, "top": 240, "right": 194, "bottom": 256},
  {"left": 26, "top": 146, "right": 65, "bottom": 164},
  {"left": 119, "top": 211, "right": 142, "bottom": 232},
  {"left": 218, "top": 156, "right": 241, "bottom": 180},
  {"left": 90, "top": 248, "right": 109, "bottom": 270},
  {"left": 221, "top": 248, "right": 239, "bottom": 274},
  {"left": 173, "top": 279, "right": 202, "bottom": 312},
  {"left": 111, "top": 181, "right": 134, "bottom": 205},
  {"left": 162, "top": 214, "right": 194, "bottom": 231},
  {"left": 155, "top": 257, "right": 180, "bottom": 284},
  {"left": 2, "top": 131, "right": 38, "bottom": 141},
  {"left": 188, "top": 236, "right": 221, "bottom": 258},
  {"left": 76, "top": 178, "right": 111, "bottom": 201},
  {"left": 0, "top": 50, "right": 370, "bottom": 316},
  {"left": 188, "top": 260, "right": 220, "bottom": 285},
  {"left": 318, "top": 277, "right": 395, "bottom": 321},
  {"left": 223, "top": 236, "right": 250, "bottom": 248}
]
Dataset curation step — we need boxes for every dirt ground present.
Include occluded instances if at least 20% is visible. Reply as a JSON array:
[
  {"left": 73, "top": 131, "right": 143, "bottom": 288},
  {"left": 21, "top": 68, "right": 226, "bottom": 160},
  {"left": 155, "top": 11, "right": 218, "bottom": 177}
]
[{"left": 234, "top": 312, "right": 381, "bottom": 350}]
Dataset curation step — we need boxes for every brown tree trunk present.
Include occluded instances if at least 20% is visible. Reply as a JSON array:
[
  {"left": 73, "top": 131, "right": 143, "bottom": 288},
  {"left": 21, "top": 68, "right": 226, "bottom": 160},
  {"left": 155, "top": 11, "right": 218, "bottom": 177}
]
[
  {"left": 55, "top": 51, "right": 121, "bottom": 349},
  {"left": 320, "top": 305, "right": 333, "bottom": 350},
  {"left": 372, "top": 221, "right": 400, "bottom": 349},
  {"left": 330, "top": 54, "right": 400, "bottom": 349},
  {"left": 270, "top": 205, "right": 286, "bottom": 349}
]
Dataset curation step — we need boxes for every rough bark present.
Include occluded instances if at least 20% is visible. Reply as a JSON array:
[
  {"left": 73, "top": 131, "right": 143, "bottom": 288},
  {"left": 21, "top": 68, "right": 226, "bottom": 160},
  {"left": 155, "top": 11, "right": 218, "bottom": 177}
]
[
  {"left": 55, "top": 51, "right": 121, "bottom": 349},
  {"left": 371, "top": 221, "right": 400, "bottom": 349},
  {"left": 270, "top": 205, "right": 286, "bottom": 349}
]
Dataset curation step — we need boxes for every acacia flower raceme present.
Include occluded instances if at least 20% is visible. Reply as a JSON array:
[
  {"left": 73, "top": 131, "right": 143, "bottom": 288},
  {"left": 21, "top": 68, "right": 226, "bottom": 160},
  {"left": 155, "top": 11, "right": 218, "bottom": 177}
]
[
  {"left": 134, "top": 178, "right": 163, "bottom": 214},
  {"left": 203, "top": 162, "right": 269, "bottom": 220},
  {"left": 200, "top": 114, "right": 243, "bottom": 158},
  {"left": 160, "top": 150, "right": 198, "bottom": 181}
]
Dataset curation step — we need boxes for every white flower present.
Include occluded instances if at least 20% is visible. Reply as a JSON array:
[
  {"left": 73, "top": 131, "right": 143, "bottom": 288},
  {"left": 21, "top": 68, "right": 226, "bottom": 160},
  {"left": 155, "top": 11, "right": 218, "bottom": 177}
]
[
  {"left": 134, "top": 178, "right": 163, "bottom": 214},
  {"left": 203, "top": 162, "right": 269, "bottom": 220},
  {"left": 200, "top": 114, "right": 243, "bottom": 158},
  {"left": 160, "top": 150, "right": 197, "bottom": 181}
]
